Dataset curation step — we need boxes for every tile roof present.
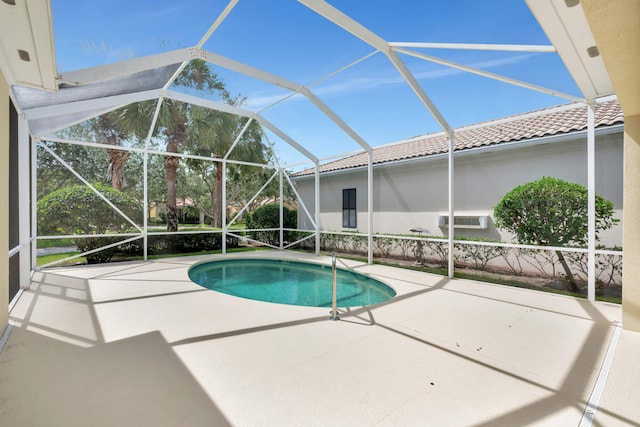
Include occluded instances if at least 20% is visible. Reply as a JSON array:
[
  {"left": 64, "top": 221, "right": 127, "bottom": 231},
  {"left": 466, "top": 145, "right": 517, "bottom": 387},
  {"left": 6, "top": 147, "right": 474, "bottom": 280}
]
[{"left": 295, "top": 99, "right": 623, "bottom": 177}]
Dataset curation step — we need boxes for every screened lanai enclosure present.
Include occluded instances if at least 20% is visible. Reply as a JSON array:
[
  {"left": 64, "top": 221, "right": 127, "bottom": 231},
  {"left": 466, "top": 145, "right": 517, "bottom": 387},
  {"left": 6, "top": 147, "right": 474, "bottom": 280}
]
[{"left": 7, "top": 0, "right": 623, "bottom": 305}]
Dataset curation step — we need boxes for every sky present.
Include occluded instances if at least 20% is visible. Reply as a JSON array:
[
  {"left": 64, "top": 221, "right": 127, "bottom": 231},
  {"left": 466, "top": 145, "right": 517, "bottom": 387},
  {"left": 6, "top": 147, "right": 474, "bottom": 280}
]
[{"left": 51, "top": 0, "right": 583, "bottom": 168}]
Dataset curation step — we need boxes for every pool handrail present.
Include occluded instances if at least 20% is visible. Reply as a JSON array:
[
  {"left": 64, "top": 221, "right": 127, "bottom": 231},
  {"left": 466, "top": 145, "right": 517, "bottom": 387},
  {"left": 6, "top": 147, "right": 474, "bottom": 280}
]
[{"left": 330, "top": 252, "right": 340, "bottom": 321}]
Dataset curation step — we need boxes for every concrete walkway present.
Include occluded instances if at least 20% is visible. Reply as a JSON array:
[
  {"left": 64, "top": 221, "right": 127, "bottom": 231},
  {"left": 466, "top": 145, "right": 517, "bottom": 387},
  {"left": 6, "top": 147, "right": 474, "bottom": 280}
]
[
  {"left": 36, "top": 246, "right": 77, "bottom": 256},
  {"left": 1, "top": 251, "right": 638, "bottom": 426}
]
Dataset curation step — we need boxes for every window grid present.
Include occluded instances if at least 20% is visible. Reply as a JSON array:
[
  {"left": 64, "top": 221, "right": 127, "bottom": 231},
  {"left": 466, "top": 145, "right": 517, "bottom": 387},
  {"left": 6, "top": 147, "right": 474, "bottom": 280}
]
[{"left": 342, "top": 188, "right": 356, "bottom": 228}]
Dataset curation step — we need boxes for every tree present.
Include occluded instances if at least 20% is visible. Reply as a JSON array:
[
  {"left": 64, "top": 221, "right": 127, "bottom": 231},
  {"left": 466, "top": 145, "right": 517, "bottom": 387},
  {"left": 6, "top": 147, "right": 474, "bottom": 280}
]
[
  {"left": 37, "top": 183, "right": 142, "bottom": 263},
  {"left": 143, "top": 153, "right": 170, "bottom": 204},
  {"left": 39, "top": 122, "right": 110, "bottom": 199},
  {"left": 93, "top": 113, "right": 130, "bottom": 190},
  {"left": 183, "top": 107, "right": 270, "bottom": 227},
  {"left": 37, "top": 141, "right": 108, "bottom": 199},
  {"left": 117, "top": 59, "right": 228, "bottom": 232},
  {"left": 226, "top": 166, "right": 276, "bottom": 213},
  {"left": 39, "top": 112, "right": 140, "bottom": 197},
  {"left": 494, "top": 176, "right": 618, "bottom": 291}
]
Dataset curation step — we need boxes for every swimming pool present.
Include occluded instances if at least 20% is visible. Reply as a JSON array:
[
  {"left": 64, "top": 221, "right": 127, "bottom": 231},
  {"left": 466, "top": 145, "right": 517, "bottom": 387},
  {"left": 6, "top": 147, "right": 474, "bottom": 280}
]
[{"left": 188, "top": 258, "right": 396, "bottom": 308}]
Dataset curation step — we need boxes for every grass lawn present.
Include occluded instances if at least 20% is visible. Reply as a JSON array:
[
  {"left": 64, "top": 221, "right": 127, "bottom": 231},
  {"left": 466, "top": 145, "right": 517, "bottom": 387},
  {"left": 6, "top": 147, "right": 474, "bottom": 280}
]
[
  {"left": 37, "top": 238, "right": 75, "bottom": 248},
  {"left": 37, "top": 252, "right": 85, "bottom": 266},
  {"left": 36, "top": 246, "right": 265, "bottom": 267}
]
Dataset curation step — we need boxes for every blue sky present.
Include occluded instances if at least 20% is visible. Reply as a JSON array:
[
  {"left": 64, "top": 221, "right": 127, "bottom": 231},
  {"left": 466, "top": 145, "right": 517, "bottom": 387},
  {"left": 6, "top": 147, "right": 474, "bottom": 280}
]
[{"left": 51, "top": 0, "right": 582, "bottom": 167}]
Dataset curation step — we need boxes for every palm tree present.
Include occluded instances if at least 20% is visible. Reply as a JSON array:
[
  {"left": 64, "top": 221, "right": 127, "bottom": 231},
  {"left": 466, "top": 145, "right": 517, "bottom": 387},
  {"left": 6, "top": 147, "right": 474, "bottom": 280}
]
[
  {"left": 93, "top": 113, "right": 129, "bottom": 190},
  {"left": 184, "top": 104, "right": 269, "bottom": 227},
  {"left": 117, "top": 59, "right": 227, "bottom": 232}
]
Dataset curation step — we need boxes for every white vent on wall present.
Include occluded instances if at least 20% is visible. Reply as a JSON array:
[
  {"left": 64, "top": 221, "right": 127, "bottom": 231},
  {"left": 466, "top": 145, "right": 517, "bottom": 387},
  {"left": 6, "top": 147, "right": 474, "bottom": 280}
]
[{"left": 438, "top": 214, "right": 489, "bottom": 229}]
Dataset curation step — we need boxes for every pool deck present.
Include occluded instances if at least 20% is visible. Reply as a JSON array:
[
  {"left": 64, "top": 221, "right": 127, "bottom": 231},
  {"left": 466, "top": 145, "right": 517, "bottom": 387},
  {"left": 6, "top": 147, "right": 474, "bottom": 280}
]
[{"left": 1, "top": 250, "right": 639, "bottom": 426}]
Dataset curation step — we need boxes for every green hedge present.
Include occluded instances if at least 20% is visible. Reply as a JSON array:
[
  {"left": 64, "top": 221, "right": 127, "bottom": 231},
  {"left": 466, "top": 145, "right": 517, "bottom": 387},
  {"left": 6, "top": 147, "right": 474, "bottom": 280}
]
[{"left": 246, "top": 204, "right": 297, "bottom": 246}]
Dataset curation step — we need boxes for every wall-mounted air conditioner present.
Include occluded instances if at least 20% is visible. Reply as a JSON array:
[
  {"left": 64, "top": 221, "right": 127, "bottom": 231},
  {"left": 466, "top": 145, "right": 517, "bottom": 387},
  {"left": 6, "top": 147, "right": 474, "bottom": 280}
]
[{"left": 438, "top": 214, "right": 489, "bottom": 229}]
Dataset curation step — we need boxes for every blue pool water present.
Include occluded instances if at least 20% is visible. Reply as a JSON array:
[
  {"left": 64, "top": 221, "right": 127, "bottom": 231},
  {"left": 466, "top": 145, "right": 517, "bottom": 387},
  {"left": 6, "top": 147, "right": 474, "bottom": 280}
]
[{"left": 188, "top": 258, "right": 396, "bottom": 308}]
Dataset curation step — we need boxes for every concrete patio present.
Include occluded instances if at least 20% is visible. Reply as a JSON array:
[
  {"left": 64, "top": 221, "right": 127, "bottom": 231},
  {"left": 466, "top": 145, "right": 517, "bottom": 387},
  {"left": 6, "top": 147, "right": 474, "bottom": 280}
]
[{"left": 1, "top": 250, "right": 639, "bottom": 426}]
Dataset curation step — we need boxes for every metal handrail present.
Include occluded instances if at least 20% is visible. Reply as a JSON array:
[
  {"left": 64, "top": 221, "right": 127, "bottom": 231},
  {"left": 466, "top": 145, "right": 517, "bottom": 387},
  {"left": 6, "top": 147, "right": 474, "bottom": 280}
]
[{"left": 329, "top": 252, "right": 340, "bottom": 321}]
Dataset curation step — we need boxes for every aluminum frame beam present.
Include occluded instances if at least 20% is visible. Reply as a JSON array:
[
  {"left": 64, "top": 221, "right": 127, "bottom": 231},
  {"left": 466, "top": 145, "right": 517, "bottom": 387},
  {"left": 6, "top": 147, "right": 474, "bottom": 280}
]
[
  {"left": 387, "top": 49, "right": 453, "bottom": 134},
  {"left": 298, "top": 0, "right": 452, "bottom": 135},
  {"left": 196, "top": 0, "right": 239, "bottom": 49},
  {"left": 227, "top": 169, "right": 278, "bottom": 227},
  {"left": 388, "top": 42, "right": 556, "bottom": 52},
  {"left": 222, "top": 160, "right": 227, "bottom": 254},
  {"left": 587, "top": 103, "right": 596, "bottom": 301},
  {"left": 223, "top": 118, "right": 253, "bottom": 160},
  {"left": 25, "top": 85, "right": 317, "bottom": 165},
  {"left": 39, "top": 135, "right": 275, "bottom": 169},
  {"left": 165, "top": 90, "right": 319, "bottom": 163},
  {"left": 38, "top": 143, "right": 142, "bottom": 232},
  {"left": 448, "top": 133, "right": 455, "bottom": 278},
  {"left": 299, "top": 0, "right": 454, "bottom": 267},
  {"left": 18, "top": 113, "right": 31, "bottom": 287},
  {"left": 58, "top": 36, "right": 374, "bottom": 155},
  {"left": 201, "top": 49, "right": 372, "bottom": 152},
  {"left": 164, "top": 0, "right": 239, "bottom": 94},
  {"left": 283, "top": 171, "right": 316, "bottom": 230},
  {"left": 393, "top": 47, "right": 584, "bottom": 103},
  {"left": 17, "top": 0, "right": 611, "bottom": 301},
  {"left": 315, "top": 164, "right": 320, "bottom": 255}
]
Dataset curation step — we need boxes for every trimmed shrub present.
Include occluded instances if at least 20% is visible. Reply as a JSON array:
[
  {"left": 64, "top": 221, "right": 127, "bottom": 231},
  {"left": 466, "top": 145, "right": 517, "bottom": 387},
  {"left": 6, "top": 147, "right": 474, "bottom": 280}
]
[
  {"left": 246, "top": 203, "right": 297, "bottom": 246},
  {"left": 494, "top": 176, "right": 618, "bottom": 291},
  {"left": 38, "top": 183, "right": 142, "bottom": 235},
  {"left": 38, "top": 183, "right": 142, "bottom": 263}
]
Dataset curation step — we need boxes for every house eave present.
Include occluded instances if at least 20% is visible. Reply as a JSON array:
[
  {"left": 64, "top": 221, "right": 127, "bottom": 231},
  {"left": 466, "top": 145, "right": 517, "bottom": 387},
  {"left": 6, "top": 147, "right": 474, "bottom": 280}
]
[
  {"left": 291, "top": 123, "right": 624, "bottom": 181},
  {"left": 0, "top": 0, "right": 57, "bottom": 92}
]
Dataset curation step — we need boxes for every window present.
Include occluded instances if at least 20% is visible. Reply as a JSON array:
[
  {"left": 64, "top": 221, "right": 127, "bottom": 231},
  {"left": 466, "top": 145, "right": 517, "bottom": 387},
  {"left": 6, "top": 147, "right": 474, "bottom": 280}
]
[{"left": 342, "top": 188, "right": 357, "bottom": 228}]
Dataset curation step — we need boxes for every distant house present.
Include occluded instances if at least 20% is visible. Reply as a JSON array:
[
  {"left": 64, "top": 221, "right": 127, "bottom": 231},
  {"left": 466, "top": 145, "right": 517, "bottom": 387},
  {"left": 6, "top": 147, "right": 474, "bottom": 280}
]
[
  {"left": 151, "top": 198, "right": 207, "bottom": 224},
  {"left": 293, "top": 100, "right": 624, "bottom": 246}
]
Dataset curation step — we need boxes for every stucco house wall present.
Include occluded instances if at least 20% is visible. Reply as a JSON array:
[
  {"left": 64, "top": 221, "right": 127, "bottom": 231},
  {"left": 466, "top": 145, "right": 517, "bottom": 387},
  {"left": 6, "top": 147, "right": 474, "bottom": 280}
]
[{"left": 295, "top": 127, "right": 623, "bottom": 247}]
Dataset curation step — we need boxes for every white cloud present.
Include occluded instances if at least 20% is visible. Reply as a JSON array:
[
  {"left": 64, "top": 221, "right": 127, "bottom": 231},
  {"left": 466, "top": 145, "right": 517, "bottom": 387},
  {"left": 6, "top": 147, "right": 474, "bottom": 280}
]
[{"left": 245, "top": 52, "right": 537, "bottom": 111}]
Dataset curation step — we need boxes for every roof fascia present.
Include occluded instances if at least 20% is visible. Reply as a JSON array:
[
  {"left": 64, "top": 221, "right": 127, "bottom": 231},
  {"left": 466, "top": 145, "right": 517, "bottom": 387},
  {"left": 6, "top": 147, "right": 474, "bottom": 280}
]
[
  {"left": 0, "top": 0, "right": 57, "bottom": 90},
  {"left": 292, "top": 123, "right": 623, "bottom": 180},
  {"left": 525, "top": 0, "right": 614, "bottom": 100}
]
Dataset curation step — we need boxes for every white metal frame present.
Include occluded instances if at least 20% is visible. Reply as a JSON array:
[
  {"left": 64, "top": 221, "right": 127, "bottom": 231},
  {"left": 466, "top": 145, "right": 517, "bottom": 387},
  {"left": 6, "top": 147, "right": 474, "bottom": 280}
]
[
  {"left": 18, "top": 113, "right": 31, "bottom": 287},
  {"left": 16, "top": 0, "right": 615, "bottom": 303}
]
